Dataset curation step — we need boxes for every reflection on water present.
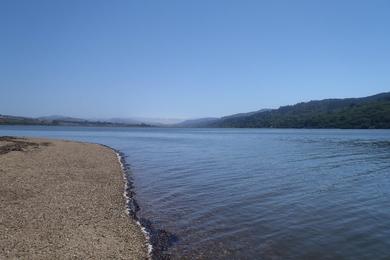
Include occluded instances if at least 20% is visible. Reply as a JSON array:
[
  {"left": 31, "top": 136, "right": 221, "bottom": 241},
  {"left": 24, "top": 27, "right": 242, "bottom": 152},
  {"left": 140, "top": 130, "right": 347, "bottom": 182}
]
[{"left": 1, "top": 126, "right": 390, "bottom": 259}]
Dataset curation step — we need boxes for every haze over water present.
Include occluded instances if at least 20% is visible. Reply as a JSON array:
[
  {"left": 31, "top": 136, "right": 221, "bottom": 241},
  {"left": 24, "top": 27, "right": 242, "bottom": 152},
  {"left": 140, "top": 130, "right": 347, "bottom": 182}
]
[{"left": 1, "top": 126, "right": 390, "bottom": 259}]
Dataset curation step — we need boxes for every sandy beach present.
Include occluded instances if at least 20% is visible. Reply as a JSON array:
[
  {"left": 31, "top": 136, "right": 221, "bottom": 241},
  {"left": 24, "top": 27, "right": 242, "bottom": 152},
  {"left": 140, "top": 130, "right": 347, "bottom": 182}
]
[{"left": 0, "top": 137, "right": 147, "bottom": 259}]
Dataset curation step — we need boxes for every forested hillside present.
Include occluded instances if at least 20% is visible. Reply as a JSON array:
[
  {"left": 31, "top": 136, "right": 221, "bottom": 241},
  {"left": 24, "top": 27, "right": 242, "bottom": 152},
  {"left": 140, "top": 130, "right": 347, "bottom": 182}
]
[{"left": 205, "top": 92, "right": 390, "bottom": 129}]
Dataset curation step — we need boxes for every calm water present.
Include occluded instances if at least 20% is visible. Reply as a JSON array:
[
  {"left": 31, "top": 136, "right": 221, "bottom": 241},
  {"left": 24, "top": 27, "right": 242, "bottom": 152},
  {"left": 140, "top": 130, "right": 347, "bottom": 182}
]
[{"left": 1, "top": 126, "right": 390, "bottom": 259}]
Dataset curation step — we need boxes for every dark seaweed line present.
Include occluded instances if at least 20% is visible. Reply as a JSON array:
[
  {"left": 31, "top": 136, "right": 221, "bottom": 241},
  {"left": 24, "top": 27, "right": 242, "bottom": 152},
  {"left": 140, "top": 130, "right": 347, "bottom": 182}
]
[{"left": 100, "top": 144, "right": 178, "bottom": 260}]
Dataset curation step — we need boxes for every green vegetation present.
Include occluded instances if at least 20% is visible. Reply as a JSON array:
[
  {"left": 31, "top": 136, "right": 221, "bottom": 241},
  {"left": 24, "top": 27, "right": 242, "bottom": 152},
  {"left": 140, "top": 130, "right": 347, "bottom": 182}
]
[
  {"left": 0, "top": 115, "right": 151, "bottom": 127},
  {"left": 0, "top": 116, "right": 44, "bottom": 125},
  {"left": 208, "top": 92, "right": 390, "bottom": 129}
]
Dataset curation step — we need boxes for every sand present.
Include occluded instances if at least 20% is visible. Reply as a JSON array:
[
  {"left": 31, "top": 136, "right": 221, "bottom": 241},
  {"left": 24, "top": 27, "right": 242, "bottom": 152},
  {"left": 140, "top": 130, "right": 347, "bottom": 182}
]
[{"left": 0, "top": 137, "right": 148, "bottom": 259}]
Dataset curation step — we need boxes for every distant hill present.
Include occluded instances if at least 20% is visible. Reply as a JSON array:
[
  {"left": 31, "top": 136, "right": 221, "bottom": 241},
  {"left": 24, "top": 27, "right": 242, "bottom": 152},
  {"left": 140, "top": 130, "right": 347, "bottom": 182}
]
[
  {"left": 0, "top": 115, "right": 152, "bottom": 127},
  {"left": 96, "top": 117, "right": 184, "bottom": 126},
  {"left": 205, "top": 92, "right": 390, "bottom": 129},
  {"left": 174, "top": 117, "right": 220, "bottom": 127},
  {"left": 220, "top": 109, "right": 272, "bottom": 120},
  {"left": 92, "top": 117, "right": 144, "bottom": 125},
  {"left": 3, "top": 92, "right": 390, "bottom": 129},
  {"left": 173, "top": 110, "right": 272, "bottom": 128},
  {"left": 37, "top": 115, "right": 86, "bottom": 122},
  {"left": 0, "top": 115, "right": 45, "bottom": 125}
]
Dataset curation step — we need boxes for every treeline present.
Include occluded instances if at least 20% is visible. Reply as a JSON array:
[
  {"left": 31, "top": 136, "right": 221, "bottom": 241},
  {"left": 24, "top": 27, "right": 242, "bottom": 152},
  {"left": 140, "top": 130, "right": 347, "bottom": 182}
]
[
  {"left": 207, "top": 92, "right": 390, "bottom": 129},
  {"left": 0, "top": 115, "right": 152, "bottom": 127}
]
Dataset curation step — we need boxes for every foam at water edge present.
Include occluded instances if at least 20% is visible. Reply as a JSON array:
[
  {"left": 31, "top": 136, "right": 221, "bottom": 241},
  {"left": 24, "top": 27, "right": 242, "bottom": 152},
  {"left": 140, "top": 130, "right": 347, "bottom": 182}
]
[{"left": 116, "top": 152, "right": 153, "bottom": 259}]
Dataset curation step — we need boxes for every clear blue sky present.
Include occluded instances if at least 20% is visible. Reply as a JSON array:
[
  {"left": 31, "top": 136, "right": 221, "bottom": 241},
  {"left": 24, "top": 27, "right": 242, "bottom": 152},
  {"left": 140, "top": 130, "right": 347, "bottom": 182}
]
[{"left": 1, "top": 0, "right": 389, "bottom": 119}]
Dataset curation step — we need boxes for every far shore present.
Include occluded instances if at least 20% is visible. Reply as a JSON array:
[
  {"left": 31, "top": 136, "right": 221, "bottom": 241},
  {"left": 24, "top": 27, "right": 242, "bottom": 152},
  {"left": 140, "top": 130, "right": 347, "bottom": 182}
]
[{"left": 0, "top": 136, "right": 147, "bottom": 259}]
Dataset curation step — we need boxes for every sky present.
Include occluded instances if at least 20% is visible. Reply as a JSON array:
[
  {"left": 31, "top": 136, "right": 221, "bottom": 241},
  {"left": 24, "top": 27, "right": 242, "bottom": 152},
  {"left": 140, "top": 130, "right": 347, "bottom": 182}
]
[{"left": 1, "top": 0, "right": 389, "bottom": 119}]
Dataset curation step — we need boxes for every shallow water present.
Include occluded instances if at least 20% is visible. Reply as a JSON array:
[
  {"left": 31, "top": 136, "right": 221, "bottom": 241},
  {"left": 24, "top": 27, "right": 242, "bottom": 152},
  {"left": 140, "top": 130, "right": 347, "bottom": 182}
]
[{"left": 1, "top": 126, "right": 390, "bottom": 259}]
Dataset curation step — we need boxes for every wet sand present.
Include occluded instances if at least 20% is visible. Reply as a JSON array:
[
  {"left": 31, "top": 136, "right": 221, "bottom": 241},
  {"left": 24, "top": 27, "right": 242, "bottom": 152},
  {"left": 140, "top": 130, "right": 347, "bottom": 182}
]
[{"left": 0, "top": 137, "right": 147, "bottom": 259}]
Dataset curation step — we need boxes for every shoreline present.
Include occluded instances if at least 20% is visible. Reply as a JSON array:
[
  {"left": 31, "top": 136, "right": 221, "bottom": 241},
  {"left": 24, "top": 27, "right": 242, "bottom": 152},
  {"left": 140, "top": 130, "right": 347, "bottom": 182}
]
[
  {"left": 111, "top": 148, "right": 178, "bottom": 260},
  {"left": 114, "top": 150, "right": 153, "bottom": 257},
  {"left": 0, "top": 137, "right": 148, "bottom": 259}
]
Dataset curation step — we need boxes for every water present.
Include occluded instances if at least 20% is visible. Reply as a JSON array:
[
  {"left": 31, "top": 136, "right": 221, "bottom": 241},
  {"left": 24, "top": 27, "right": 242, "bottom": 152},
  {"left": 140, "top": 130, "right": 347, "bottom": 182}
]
[{"left": 1, "top": 126, "right": 390, "bottom": 259}]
